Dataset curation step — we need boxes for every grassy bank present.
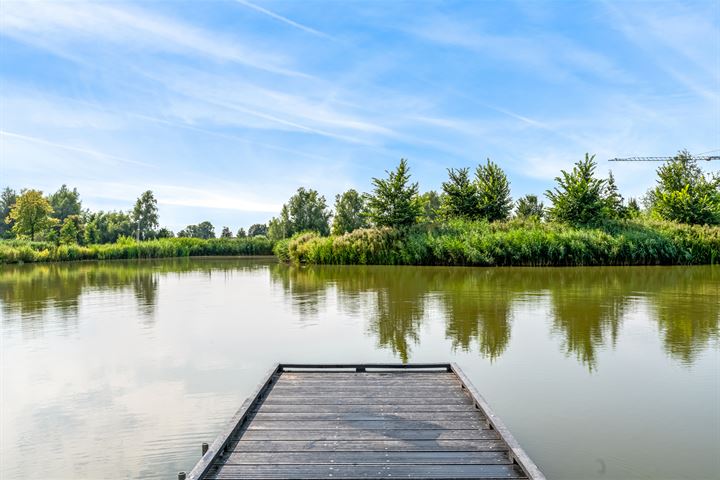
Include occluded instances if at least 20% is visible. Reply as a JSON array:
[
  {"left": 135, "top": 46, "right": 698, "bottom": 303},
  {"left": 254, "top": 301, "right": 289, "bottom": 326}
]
[
  {"left": 274, "top": 219, "right": 720, "bottom": 266},
  {"left": 0, "top": 237, "right": 274, "bottom": 264}
]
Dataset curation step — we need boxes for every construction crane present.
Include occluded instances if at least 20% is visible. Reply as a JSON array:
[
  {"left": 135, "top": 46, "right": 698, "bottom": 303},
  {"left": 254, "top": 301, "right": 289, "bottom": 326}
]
[{"left": 609, "top": 150, "right": 720, "bottom": 162}]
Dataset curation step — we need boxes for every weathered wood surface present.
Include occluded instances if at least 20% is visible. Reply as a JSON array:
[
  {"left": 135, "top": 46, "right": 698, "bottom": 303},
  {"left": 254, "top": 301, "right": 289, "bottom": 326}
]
[{"left": 186, "top": 364, "right": 545, "bottom": 480}]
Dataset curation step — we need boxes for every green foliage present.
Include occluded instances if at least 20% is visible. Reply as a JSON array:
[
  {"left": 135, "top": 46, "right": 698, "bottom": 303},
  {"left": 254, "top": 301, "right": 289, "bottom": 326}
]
[
  {"left": 220, "top": 226, "right": 233, "bottom": 238},
  {"left": 647, "top": 150, "right": 720, "bottom": 225},
  {"left": 441, "top": 168, "right": 478, "bottom": 219},
  {"left": 0, "top": 236, "right": 275, "bottom": 263},
  {"left": 236, "top": 227, "right": 247, "bottom": 238},
  {"left": 48, "top": 184, "right": 81, "bottom": 221},
  {"left": 267, "top": 216, "right": 287, "bottom": 241},
  {"left": 0, "top": 187, "right": 18, "bottom": 238},
  {"left": 420, "top": 190, "right": 442, "bottom": 223},
  {"left": 546, "top": 154, "right": 616, "bottom": 226},
  {"left": 605, "top": 171, "right": 627, "bottom": 219},
  {"left": 83, "top": 210, "right": 133, "bottom": 244},
  {"left": 332, "top": 189, "right": 367, "bottom": 235},
  {"left": 475, "top": 160, "right": 512, "bottom": 221},
  {"left": 269, "top": 188, "right": 331, "bottom": 239},
  {"left": 178, "top": 221, "right": 215, "bottom": 239},
  {"left": 278, "top": 218, "right": 720, "bottom": 267},
  {"left": 156, "top": 227, "right": 174, "bottom": 239},
  {"left": 59, "top": 215, "right": 82, "bottom": 245},
  {"left": 7, "top": 190, "right": 58, "bottom": 241},
  {"left": 132, "top": 190, "right": 159, "bottom": 240},
  {"left": 627, "top": 198, "right": 641, "bottom": 218},
  {"left": 515, "top": 197, "right": 543, "bottom": 222},
  {"left": 248, "top": 223, "right": 267, "bottom": 237},
  {"left": 515, "top": 194, "right": 545, "bottom": 219},
  {"left": 367, "top": 158, "right": 422, "bottom": 228}
]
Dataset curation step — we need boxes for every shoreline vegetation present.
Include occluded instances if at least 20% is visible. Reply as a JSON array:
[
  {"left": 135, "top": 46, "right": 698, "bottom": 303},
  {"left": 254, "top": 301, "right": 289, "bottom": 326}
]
[
  {"left": 0, "top": 237, "right": 273, "bottom": 264},
  {"left": 2, "top": 151, "right": 718, "bottom": 266},
  {"left": 274, "top": 219, "right": 719, "bottom": 266}
]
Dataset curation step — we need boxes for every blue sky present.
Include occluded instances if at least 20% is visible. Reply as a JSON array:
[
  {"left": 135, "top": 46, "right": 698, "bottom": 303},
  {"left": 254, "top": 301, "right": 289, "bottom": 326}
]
[{"left": 1, "top": 0, "right": 718, "bottom": 232}]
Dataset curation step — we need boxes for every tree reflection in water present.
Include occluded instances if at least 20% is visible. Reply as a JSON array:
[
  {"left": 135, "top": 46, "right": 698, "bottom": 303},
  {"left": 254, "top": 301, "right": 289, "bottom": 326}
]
[
  {"left": 2, "top": 260, "right": 717, "bottom": 369},
  {"left": 271, "top": 264, "right": 719, "bottom": 369}
]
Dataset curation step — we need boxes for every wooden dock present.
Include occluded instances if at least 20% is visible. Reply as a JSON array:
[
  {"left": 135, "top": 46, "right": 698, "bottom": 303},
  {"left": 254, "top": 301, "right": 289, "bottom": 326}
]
[{"left": 183, "top": 363, "right": 545, "bottom": 480}]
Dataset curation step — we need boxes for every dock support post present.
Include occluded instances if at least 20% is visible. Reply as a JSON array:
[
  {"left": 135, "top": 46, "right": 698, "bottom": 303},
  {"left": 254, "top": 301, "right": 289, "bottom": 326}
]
[
  {"left": 202, "top": 442, "right": 209, "bottom": 455},
  {"left": 178, "top": 472, "right": 186, "bottom": 480}
]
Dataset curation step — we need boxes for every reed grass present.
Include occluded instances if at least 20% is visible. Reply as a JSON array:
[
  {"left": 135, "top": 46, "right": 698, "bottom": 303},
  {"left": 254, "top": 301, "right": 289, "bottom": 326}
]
[
  {"left": 0, "top": 237, "right": 274, "bottom": 264},
  {"left": 277, "top": 219, "right": 720, "bottom": 266}
]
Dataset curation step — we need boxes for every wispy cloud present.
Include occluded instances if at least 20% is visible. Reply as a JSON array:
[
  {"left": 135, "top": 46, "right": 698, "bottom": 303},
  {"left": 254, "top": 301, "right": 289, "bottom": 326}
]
[
  {"left": 235, "top": 0, "right": 329, "bottom": 38},
  {"left": 0, "top": 130, "right": 153, "bottom": 168},
  {"left": 603, "top": 1, "right": 720, "bottom": 103},
  {"left": 1, "top": 0, "right": 716, "bottom": 228},
  {"left": 0, "top": 0, "right": 307, "bottom": 77},
  {"left": 403, "top": 15, "right": 634, "bottom": 84}
]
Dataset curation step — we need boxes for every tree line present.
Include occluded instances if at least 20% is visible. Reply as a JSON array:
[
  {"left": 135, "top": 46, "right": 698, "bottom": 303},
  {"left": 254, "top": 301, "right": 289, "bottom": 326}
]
[
  {"left": 0, "top": 187, "right": 269, "bottom": 245},
  {"left": 2, "top": 150, "right": 717, "bottom": 245},
  {"left": 264, "top": 150, "right": 719, "bottom": 241}
]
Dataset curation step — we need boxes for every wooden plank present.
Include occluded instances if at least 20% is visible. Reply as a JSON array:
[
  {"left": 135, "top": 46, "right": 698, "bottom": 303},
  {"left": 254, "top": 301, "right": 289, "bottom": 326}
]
[
  {"left": 280, "top": 371, "right": 454, "bottom": 376},
  {"left": 260, "top": 396, "right": 473, "bottom": 405},
  {"left": 264, "top": 390, "right": 470, "bottom": 399},
  {"left": 276, "top": 375, "right": 458, "bottom": 382},
  {"left": 267, "top": 385, "right": 468, "bottom": 392},
  {"left": 247, "top": 419, "right": 486, "bottom": 430},
  {"left": 250, "top": 411, "right": 483, "bottom": 421},
  {"left": 254, "top": 404, "right": 473, "bottom": 413},
  {"left": 221, "top": 439, "right": 507, "bottom": 452},
  {"left": 239, "top": 428, "right": 500, "bottom": 441},
  {"left": 279, "top": 363, "right": 452, "bottom": 370},
  {"left": 220, "top": 450, "right": 511, "bottom": 465},
  {"left": 187, "top": 364, "right": 542, "bottom": 480},
  {"left": 451, "top": 363, "right": 545, "bottom": 480},
  {"left": 206, "top": 464, "right": 527, "bottom": 479}
]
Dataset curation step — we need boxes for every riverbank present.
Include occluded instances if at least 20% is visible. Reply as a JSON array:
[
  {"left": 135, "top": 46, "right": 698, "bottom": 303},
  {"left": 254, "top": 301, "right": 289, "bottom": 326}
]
[
  {"left": 274, "top": 219, "right": 720, "bottom": 266},
  {"left": 0, "top": 237, "right": 274, "bottom": 263}
]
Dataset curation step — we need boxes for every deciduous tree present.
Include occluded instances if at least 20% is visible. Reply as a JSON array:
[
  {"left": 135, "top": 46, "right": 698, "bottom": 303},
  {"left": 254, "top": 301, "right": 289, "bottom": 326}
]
[
  {"left": 59, "top": 215, "right": 82, "bottom": 244},
  {"left": 646, "top": 150, "right": 720, "bottom": 225},
  {"left": 515, "top": 194, "right": 545, "bottom": 220},
  {"left": 248, "top": 223, "right": 267, "bottom": 237},
  {"left": 156, "top": 227, "right": 174, "bottom": 238},
  {"left": 7, "top": 189, "right": 57, "bottom": 240},
  {"left": 48, "top": 184, "right": 81, "bottom": 221},
  {"left": 332, "top": 189, "right": 367, "bottom": 235},
  {"left": 0, "top": 187, "right": 17, "bottom": 238},
  {"left": 420, "top": 190, "right": 442, "bottom": 223},
  {"left": 132, "top": 190, "right": 159, "bottom": 240},
  {"left": 270, "top": 188, "right": 331, "bottom": 239},
  {"left": 545, "top": 154, "right": 610, "bottom": 226}
]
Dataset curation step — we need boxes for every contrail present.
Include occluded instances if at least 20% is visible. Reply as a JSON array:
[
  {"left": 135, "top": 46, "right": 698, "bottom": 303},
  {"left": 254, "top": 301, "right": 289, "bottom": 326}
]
[{"left": 235, "top": 0, "right": 329, "bottom": 38}]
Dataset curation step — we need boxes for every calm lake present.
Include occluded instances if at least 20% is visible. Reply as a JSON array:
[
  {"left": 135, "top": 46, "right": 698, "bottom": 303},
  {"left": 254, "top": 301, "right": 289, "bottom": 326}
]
[{"left": 1, "top": 258, "right": 718, "bottom": 479}]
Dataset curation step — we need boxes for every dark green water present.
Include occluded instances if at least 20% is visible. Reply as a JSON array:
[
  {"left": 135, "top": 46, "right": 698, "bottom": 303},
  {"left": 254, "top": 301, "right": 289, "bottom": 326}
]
[{"left": 1, "top": 258, "right": 718, "bottom": 479}]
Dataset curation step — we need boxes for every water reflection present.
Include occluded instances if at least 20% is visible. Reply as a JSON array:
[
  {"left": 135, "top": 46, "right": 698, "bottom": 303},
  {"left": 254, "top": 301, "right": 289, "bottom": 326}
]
[
  {"left": 0, "top": 258, "right": 272, "bottom": 334},
  {"left": 270, "top": 265, "right": 719, "bottom": 368},
  {"left": 2, "top": 260, "right": 718, "bottom": 368},
  {"left": 1, "top": 259, "right": 718, "bottom": 479}
]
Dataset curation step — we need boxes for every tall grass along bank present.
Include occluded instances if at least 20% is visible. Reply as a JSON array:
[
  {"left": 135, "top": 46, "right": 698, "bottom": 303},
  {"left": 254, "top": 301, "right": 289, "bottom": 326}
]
[
  {"left": 0, "top": 237, "right": 274, "bottom": 264},
  {"left": 274, "top": 219, "right": 720, "bottom": 266}
]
